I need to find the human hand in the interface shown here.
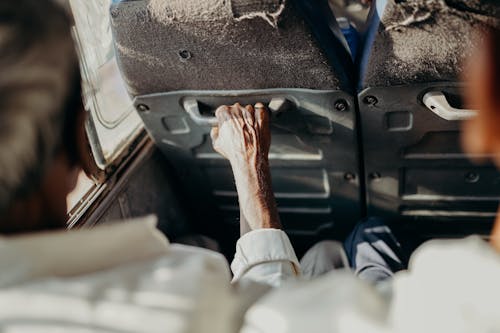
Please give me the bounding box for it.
[210,102,280,231]
[210,103,270,169]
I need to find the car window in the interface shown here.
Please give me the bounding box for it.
[69,0,143,168]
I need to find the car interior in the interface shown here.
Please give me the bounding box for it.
[67,0,500,259]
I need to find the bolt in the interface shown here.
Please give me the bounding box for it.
[334,99,348,112]
[364,95,378,106]
[136,104,150,112]
[369,172,381,181]
[344,173,356,181]
[179,50,192,61]
[465,172,479,183]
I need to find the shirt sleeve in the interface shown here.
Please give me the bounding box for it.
[231,229,300,287]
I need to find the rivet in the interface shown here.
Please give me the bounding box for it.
[136,104,150,112]
[364,95,378,106]
[334,99,348,112]
[344,173,356,181]
[179,50,192,61]
[465,172,480,183]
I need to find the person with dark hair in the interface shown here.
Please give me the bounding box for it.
[0,1,343,331]
[0,0,84,233]
[2,0,500,332]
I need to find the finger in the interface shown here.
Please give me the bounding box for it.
[210,126,219,142]
[210,127,227,158]
[229,103,246,126]
[231,103,244,116]
[243,104,255,127]
[230,102,242,116]
[255,103,269,128]
[215,105,230,124]
[255,102,266,110]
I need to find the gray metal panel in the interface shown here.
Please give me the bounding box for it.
[111,0,362,237]
[359,83,500,223]
[359,1,500,231]
[135,89,362,235]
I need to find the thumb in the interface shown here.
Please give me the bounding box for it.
[210,126,219,142]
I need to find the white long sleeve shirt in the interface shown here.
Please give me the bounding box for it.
[242,236,500,333]
[2,216,500,333]
[0,216,299,333]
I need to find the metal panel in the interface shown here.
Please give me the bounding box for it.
[135,89,362,235]
[359,83,500,223]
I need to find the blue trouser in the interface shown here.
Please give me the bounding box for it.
[300,217,408,282]
[344,217,409,283]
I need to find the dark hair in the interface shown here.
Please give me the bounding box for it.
[0,0,81,212]
[61,68,84,167]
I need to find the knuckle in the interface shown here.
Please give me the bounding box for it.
[215,106,228,118]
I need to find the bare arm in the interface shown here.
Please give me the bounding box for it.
[211,103,281,233]
[211,103,299,285]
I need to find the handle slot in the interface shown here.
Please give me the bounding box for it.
[183,97,290,126]
[423,91,477,121]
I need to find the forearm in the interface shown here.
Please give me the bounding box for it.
[231,165,300,285]
[231,159,281,231]
[210,103,299,284]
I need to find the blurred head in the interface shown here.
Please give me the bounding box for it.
[462,28,500,166]
[461,27,500,246]
[0,0,85,234]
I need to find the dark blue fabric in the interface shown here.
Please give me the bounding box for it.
[341,23,360,61]
[357,0,388,91]
[292,0,356,93]
[344,217,409,283]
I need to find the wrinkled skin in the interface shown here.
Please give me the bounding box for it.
[211,103,270,168]
[211,103,281,232]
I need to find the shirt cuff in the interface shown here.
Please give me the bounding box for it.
[231,229,300,281]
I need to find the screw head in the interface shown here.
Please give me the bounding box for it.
[465,172,480,183]
[344,173,356,181]
[136,104,150,112]
[363,95,378,106]
[179,50,192,61]
[334,99,348,112]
